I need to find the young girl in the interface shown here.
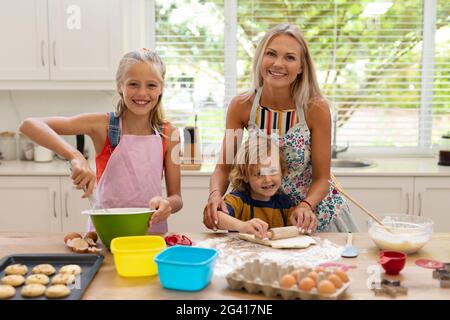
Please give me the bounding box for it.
[20,49,182,233]
[204,23,358,233]
[215,136,298,239]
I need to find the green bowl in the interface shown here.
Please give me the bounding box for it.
[82,208,154,249]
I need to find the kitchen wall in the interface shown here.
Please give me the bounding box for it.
[0,90,117,158]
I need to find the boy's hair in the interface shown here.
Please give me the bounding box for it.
[243,23,325,115]
[229,136,287,193]
[115,49,166,134]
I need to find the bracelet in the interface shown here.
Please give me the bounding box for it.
[300,199,315,212]
[208,189,220,200]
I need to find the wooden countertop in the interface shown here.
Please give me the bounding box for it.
[1,232,449,300]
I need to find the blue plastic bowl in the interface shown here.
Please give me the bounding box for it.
[155,246,218,291]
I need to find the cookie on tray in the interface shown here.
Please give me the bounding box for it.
[32,264,56,276]
[46,284,71,299]
[4,264,28,276]
[25,274,50,285]
[51,273,76,286]
[0,285,16,299]
[1,275,25,287]
[59,264,82,276]
[21,284,46,298]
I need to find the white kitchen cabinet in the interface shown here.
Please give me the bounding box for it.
[60,177,90,233]
[336,177,414,232]
[413,177,450,232]
[0,0,122,81]
[0,176,61,232]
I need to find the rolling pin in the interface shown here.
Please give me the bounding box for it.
[267,226,299,240]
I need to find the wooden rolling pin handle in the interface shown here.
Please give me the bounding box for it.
[268,226,299,240]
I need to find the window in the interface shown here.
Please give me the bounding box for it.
[151,0,449,158]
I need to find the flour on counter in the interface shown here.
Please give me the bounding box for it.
[196,235,344,277]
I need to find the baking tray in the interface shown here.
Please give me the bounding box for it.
[0,253,104,300]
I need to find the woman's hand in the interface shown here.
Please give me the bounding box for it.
[289,203,318,235]
[238,218,269,239]
[203,191,228,231]
[70,157,95,198]
[149,196,172,227]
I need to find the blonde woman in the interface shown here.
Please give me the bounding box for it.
[204,23,358,233]
[20,49,182,233]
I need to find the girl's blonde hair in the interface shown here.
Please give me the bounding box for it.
[244,23,324,114]
[115,49,166,133]
[229,136,287,193]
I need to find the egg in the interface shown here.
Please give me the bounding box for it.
[280,274,297,289]
[314,266,325,273]
[318,280,336,295]
[298,277,315,292]
[328,274,343,289]
[307,271,318,282]
[334,269,349,283]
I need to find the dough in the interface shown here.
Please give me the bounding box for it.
[32,264,56,276]
[21,284,46,298]
[1,275,25,287]
[59,265,82,276]
[238,233,317,249]
[5,264,28,276]
[46,285,71,299]
[51,273,76,285]
[0,285,16,299]
[26,274,50,285]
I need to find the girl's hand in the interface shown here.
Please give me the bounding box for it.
[239,218,269,239]
[289,204,318,235]
[149,196,172,227]
[203,191,228,231]
[70,157,95,198]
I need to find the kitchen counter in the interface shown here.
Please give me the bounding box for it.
[1,232,449,300]
[0,157,450,176]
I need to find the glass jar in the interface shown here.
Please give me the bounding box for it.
[0,131,17,161]
[19,133,34,161]
[438,133,450,166]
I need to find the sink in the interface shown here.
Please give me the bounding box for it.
[331,159,375,168]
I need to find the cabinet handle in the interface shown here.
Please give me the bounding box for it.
[52,41,57,66]
[40,40,45,66]
[405,192,410,215]
[53,191,57,218]
[417,192,422,216]
[65,192,69,218]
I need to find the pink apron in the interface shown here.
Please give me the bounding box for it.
[88,119,167,233]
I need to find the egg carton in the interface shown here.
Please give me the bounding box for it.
[226,259,350,300]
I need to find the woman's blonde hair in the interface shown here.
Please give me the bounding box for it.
[244,23,325,114]
[229,136,287,193]
[115,49,166,134]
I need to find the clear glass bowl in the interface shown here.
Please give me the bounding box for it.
[368,214,433,254]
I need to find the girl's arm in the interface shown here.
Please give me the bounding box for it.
[163,124,182,213]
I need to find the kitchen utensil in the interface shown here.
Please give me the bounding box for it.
[164,234,193,246]
[155,246,218,291]
[110,235,166,277]
[415,259,444,269]
[238,232,316,249]
[68,161,97,209]
[341,232,359,258]
[267,226,300,240]
[0,253,103,300]
[379,250,406,275]
[81,208,155,249]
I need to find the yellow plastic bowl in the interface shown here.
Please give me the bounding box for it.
[110,235,166,277]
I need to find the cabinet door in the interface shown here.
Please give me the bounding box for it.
[413,177,450,232]
[60,177,90,233]
[47,0,122,80]
[0,0,49,80]
[336,177,414,231]
[0,176,61,232]
[162,176,211,233]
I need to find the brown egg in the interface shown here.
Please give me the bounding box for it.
[328,274,343,289]
[307,271,318,282]
[298,277,315,292]
[280,274,297,289]
[314,266,325,273]
[63,232,82,244]
[335,269,349,283]
[318,280,336,295]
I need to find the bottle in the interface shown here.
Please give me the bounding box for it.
[438,133,450,166]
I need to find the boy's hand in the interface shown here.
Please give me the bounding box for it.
[70,157,95,198]
[149,196,172,227]
[239,218,269,239]
[289,205,318,235]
